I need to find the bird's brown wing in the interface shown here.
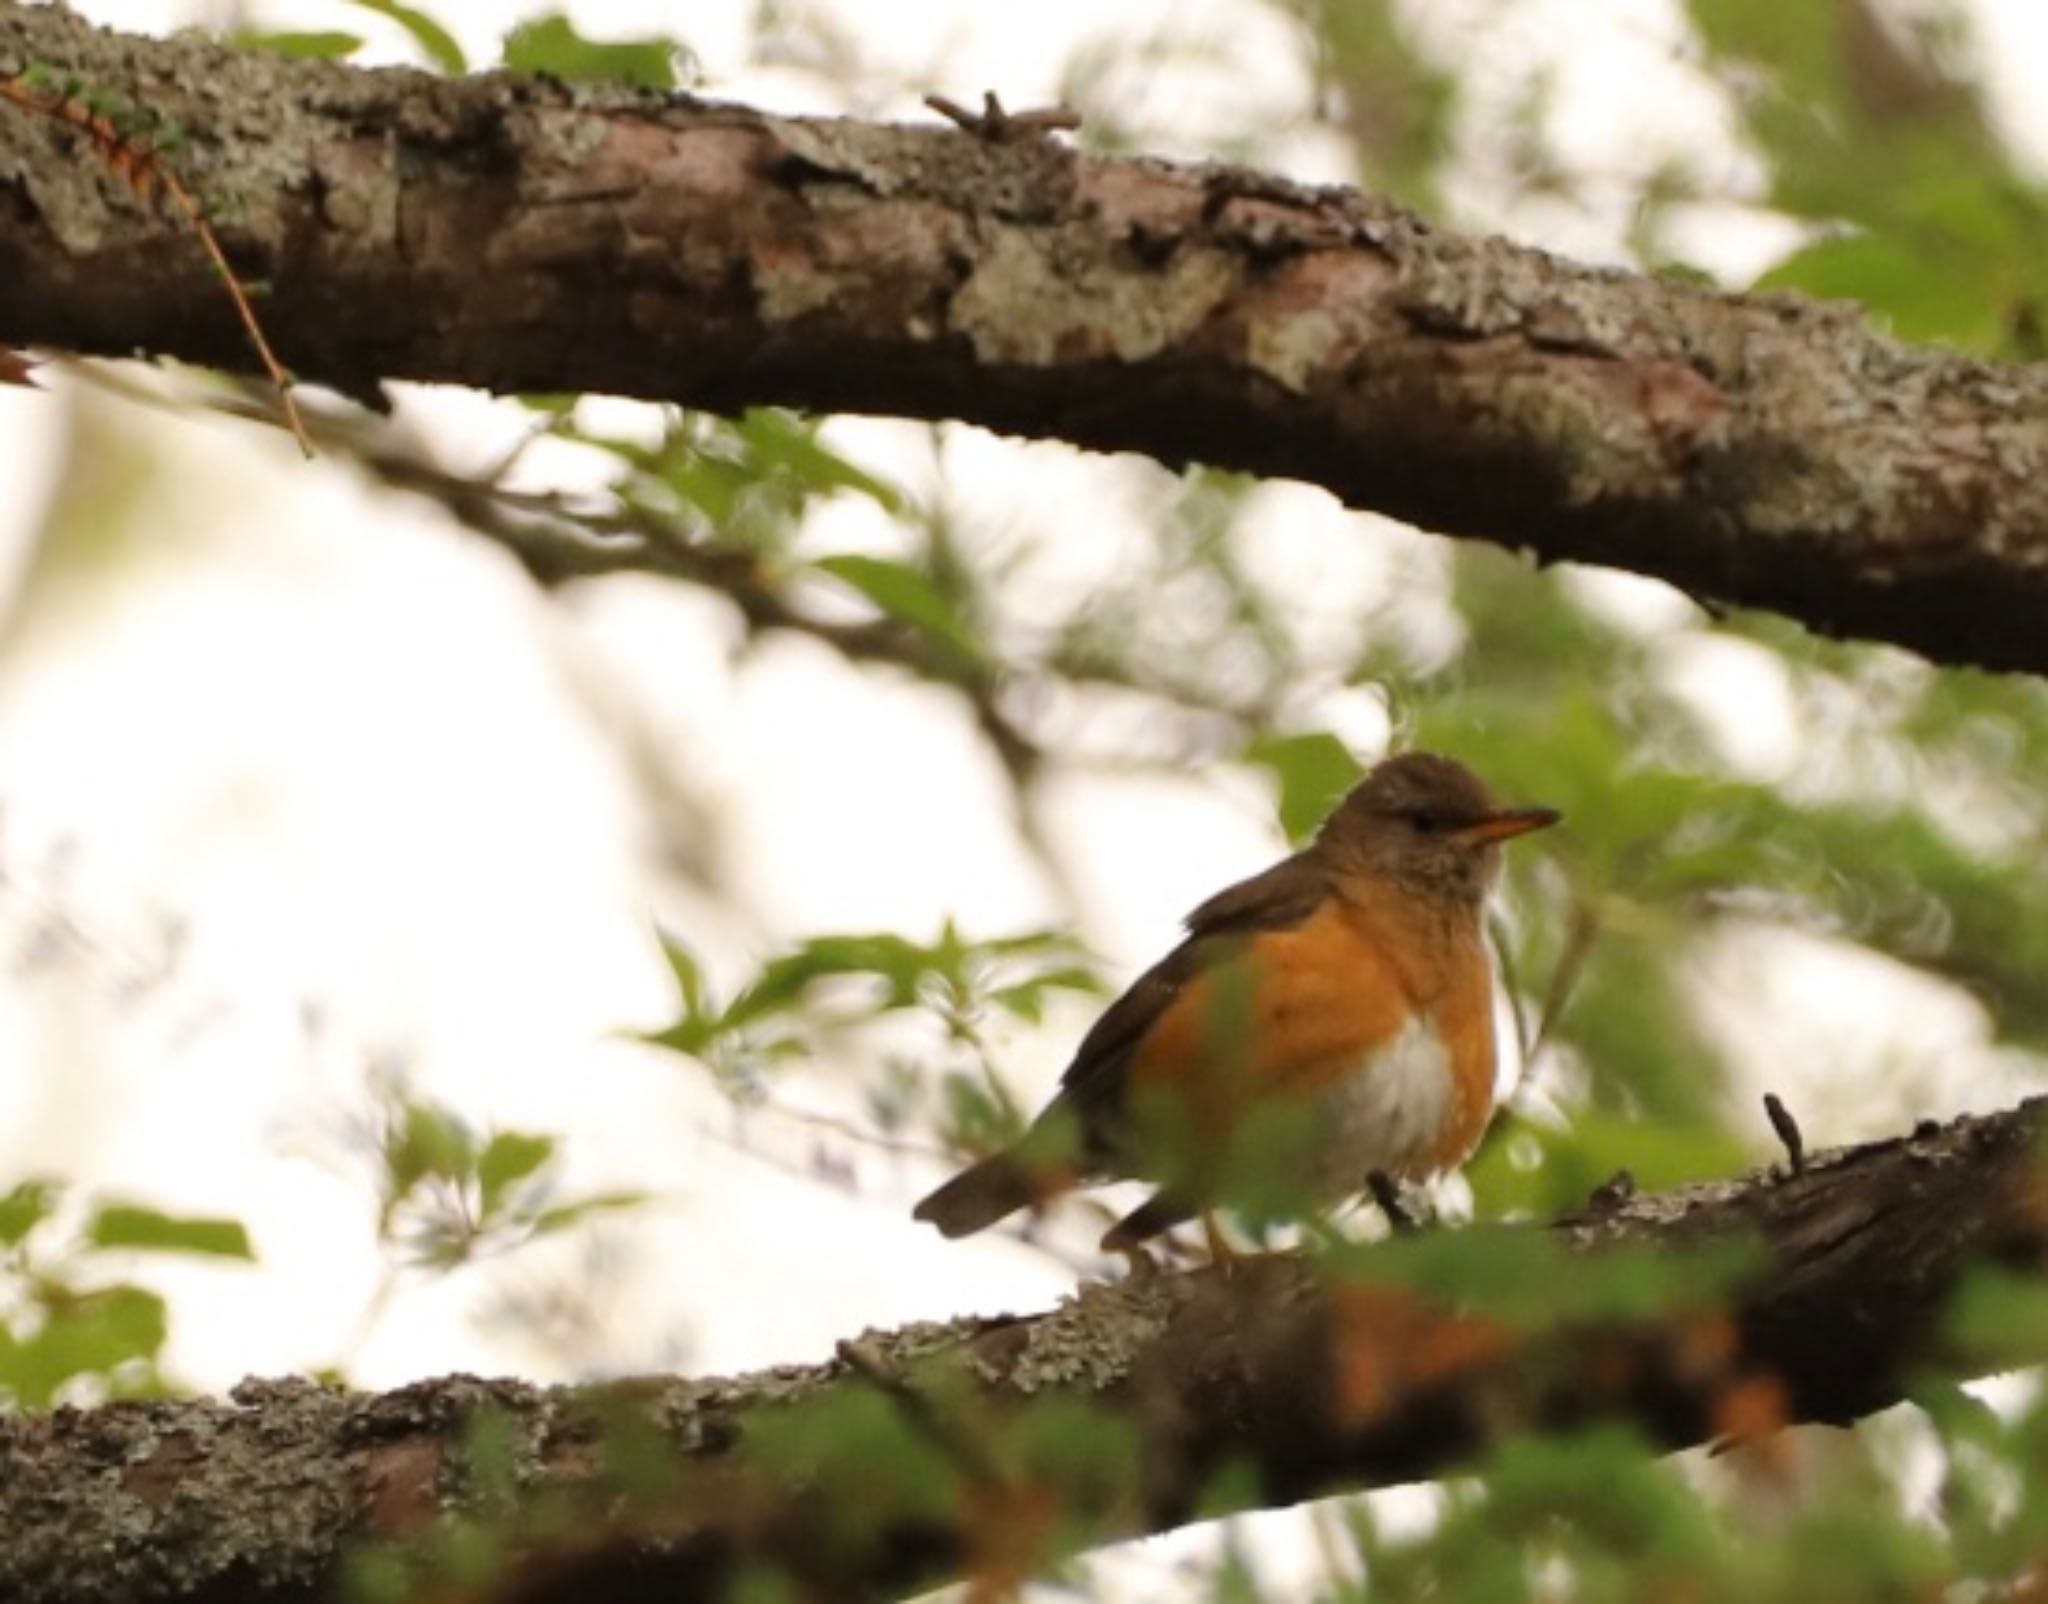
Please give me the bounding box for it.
[913,851,1333,1239]
[1054,851,1332,1147]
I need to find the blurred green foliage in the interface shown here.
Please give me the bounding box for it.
[1290,0,1457,212]
[596,1,2048,1594]
[233,29,366,60]
[347,0,465,74]
[1324,1225,1763,1330]
[367,1083,646,1271]
[561,406,906,551]
[13,0,2048,1598]
[649,922,1104,1154]
[388,2,2048,1589]
[0,1177,249,1408]
[1343,1422,1957,1604]
[1244,730,1363,846]
[1692,0,2048,354]
[502,13,692,90]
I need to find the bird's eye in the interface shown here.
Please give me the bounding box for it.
[1404,808,1446,833]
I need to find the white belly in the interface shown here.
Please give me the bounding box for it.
[1305,1013,1458,1200]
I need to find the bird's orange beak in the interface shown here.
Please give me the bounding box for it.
[1452,806,1561,845]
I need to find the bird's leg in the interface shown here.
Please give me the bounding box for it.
[1201,1210,1241,1268]
[1366,1170,1421,1235]
[1110,1240,1158,1280]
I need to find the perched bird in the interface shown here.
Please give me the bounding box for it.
[913,752,1559,1255]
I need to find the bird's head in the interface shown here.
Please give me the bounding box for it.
[1315,751,1560,908]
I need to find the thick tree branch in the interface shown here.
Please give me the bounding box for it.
[5,9,2048,673]
[6,1098,2046,1604]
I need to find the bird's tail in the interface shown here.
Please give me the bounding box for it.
[913,1151,1053,1239]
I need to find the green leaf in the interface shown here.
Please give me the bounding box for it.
[1945,1266,2048,1369]
[0,1178,56,1248]
[1003,1393,1142,1502]
[1687,0,1839,103]
[233,30,365,61]
[645,924,1102,1082]
[476,1132,555,1211]
[1305,0,1457,214]
[1758,232,2006,352]
[656,930,710,1017]
[1325,1227,1763,1328]
[645,931,726,1056]
[988,965,1105,1023]
[86,1203,256,1261]
[386,1102,478,1197]
[1467,1108,1751,1220]
[348,0,467,75]
[734,411,902,511]
[937,1068,1030,1153]
[742,1386,955,1522]
[1243,732,1364,845]
[567,410,898,554]
[814,555,986,670]
[1467,1425,1720,1567]
[0,1286,167,1407]
[530,1191,651,1235]
[723,932,937,1030]
[501,14,680,91]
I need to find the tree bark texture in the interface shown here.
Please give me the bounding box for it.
[4,7,2048,674]
[5,1098,2045,1604]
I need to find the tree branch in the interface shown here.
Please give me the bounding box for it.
[5,9,2048,674]
[6,1098,2045,1604]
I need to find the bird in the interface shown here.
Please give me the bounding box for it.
[912,751,1559,1257]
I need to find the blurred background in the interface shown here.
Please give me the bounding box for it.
[9,0,2048,1597]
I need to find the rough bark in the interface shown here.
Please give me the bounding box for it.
[4,7,2048,673]
[5,1098,2045,1604]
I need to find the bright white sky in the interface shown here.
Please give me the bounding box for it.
[3,0,2045,1595]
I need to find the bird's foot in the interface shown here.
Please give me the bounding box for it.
[1200,1211,1242,1271]
[1367,1170,1429,1235]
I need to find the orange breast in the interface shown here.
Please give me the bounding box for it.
[1415,948,1497,1173]
[1127,896,1498,1186]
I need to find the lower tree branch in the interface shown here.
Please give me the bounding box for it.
[6,9,2048,674]
[6,1099,2045,1604]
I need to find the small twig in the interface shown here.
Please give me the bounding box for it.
[1763,1092,1805,1176]
[0,75,312,456]
[1525,899,1602,1070]
[1491,897,1600,1146]
[331,1259,403,1377]
[105,378,1256,807]
[1587,1168,1637,1213]
[1366,1170,1417,1235]
[699,1113,1106,1278]
[748,1096,954,1163]
[924,91,1081,143]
